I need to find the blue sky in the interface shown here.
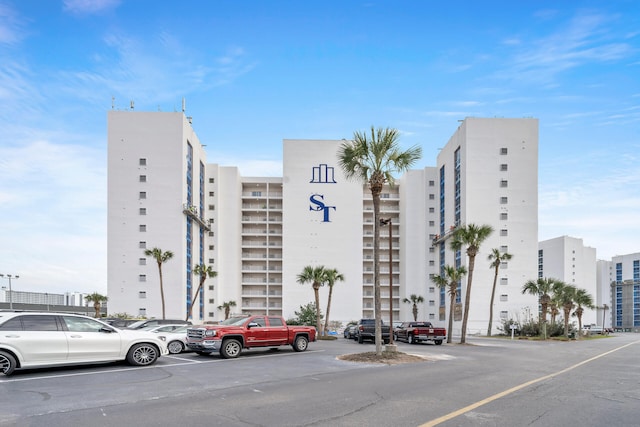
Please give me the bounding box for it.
[1,0,638,294]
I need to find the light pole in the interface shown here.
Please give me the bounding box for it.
[602,304,608,331]
[0,274,19,310]
[380,218,393,345]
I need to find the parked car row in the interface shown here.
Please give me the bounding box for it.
[343,319,447,346]
[0,311,170,376]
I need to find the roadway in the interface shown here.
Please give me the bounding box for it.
[1,333,638,426]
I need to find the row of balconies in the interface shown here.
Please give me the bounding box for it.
[241,216,283,222]
[242,241,283,248]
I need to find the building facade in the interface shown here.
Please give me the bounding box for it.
[538,236,598,327]
[599,253,640,331]
[107,112,539,335]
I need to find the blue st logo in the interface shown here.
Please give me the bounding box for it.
[309,194,336,222]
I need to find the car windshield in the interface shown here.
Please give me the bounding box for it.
[220,316,250,326]
[126,320,147,329]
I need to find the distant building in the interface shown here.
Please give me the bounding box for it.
[538,236,598,327]
[107,111,539,335]
[599,252,640,331]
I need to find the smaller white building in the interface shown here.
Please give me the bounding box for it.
[538,236,598,327]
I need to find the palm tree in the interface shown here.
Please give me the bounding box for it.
[296,265,328,335]
[144,247,174,319]
[187,264,217,321]
[84,292,108,318]
[402,294,425,321]
[432,265,467,343]
[338,126,422,355]
[217,300,237,320]
[521,277,557,339]
[450,223,493,343]
[553,281,577,339]
[323,268,345,335]
[487,248,513,336]
[573,288,594,338]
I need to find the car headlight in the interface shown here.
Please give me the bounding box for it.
[205,330,217,337]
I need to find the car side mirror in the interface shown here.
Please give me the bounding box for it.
[100,326,115,333]
[247,322,259,328]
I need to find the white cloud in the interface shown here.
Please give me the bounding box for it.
[63,0,121,15]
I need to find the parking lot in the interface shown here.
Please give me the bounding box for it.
[2,334,639,426]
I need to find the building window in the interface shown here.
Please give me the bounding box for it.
[208,312,214,317]
[500,213,508,220]
[139,308,146,316]
[381,193,390,199]
[429,207,435,213]
[501,262,508,269]
[208,299,214,304]
[500,278,508,286]
[500,229,508,236]
[429,247,435,253]
[139,275,146,282]
[208,285,214,291]
[139,258,146,265]
[429,313,435,320]
[139,291,146,299]
[208,205,215,211]
[429,260,435,266]
[139,241,146,249]
[500,245,508,252]
[500,311,508,319]
[500,197,508,204]
[208,232,214,236]
[139,225,146,232]
[500,164,508,171]
[429,180,435,186]
[139,191,146,199]
[208,245,214,250]
[139,158,147,166]
[429,287,435,293]
[209,192,215,197]
[429,221,435,226]
[208,258,215,264]
[429,194,435,200]
[139,208,146,215]
[209,178,214,183]
[500,148,508,155]
[500,180,508,188]
[500,294,508,302]
[139,175,146,182]
[429,300,435,306]
[252,191,262,197]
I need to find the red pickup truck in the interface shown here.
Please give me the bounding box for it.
[394,321,446,345]
[186,315,316,358]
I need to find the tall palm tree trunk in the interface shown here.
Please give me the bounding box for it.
[313,284,321,335]
[324,286,334,334]
[158,264,166,319]
[372,189,383,355]
[487,264,499,336]
[447,293,455,344]
[460,254,476,343]
[186,276,205,321]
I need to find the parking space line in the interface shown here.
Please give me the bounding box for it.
[418,340,640,427]
[0,349,325,383]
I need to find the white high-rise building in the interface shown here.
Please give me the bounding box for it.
[538,236,598,327]
[107,112,539,335]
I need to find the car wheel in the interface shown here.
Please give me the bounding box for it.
[292,335,309,352]
[407,334,414,344]
[126,343,159,366]
[435,340,443,345]
[220,339,242,359]
[167,340,184,354]
[0,351,17,376]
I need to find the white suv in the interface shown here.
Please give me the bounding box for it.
[0,311,169,376]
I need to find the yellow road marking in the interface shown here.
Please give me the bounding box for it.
[419,340,640,427]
